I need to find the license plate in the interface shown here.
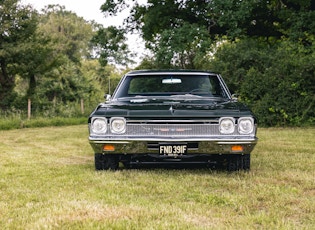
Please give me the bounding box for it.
[159,144,187,155]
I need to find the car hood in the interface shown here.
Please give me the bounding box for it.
[91,97,254,118]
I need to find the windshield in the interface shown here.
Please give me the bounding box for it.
[113,74,230,99]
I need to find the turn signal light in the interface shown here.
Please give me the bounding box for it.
[231,145,243,152]
[103,144,115,151]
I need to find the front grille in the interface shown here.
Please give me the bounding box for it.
[106,118,241,136]
[125,123,221,136]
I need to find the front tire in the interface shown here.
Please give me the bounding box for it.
[95,153,119,170]
[227,154,250,171]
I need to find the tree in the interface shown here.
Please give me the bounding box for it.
[31,5,97,107]
[152,22,211,69]
[0,0,38,109]
[91,25,134,66]
[40,5,94,63]
[101,0,315,68]
[10,3,105,114]
[14,29,61,99]
[125,0,213,68]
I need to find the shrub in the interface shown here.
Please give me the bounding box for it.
[207,39,315,126]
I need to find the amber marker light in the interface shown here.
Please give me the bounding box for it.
[231,145,243,152]
[103,144,115,151]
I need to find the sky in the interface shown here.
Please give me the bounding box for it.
[21,0,147,63]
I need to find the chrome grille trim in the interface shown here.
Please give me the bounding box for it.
[126,119,219,124]
[127,124,220,136]
[107,123,243,136]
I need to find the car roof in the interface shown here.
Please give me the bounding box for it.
[126,69,219,76]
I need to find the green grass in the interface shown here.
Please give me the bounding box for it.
[0,126,314,229]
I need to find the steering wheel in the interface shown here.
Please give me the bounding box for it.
[189,88,206,93]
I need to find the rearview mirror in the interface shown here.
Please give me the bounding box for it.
[231,94,238,101]
[162,78,182,84]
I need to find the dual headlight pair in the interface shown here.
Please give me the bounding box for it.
[219,117,255,135]
[91,116,255,135]
[90,117,126,135]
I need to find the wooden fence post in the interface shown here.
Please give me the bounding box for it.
[81,99,84,114]
[28,98,31,120]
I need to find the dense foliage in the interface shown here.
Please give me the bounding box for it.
[206,39,315,126]
[0,0,38,109]
[0,1,123,119]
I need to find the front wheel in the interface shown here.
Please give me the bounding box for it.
[95,153,119,170]
[227,154,250,171]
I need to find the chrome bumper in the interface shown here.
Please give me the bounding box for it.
[89,136,258,155]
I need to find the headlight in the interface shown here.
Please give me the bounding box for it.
[91,117,107,134]
[238,117,254,134]
[110,117,126,134]
[219,117,235,134]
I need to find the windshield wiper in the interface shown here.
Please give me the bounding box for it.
[130,98,149,103]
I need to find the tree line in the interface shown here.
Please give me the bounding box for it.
[0,1,124,118]
[1,0,314,126]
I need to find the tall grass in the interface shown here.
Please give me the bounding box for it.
[0,100,98,130]
[0,126,314,229]
[0,116,87,130]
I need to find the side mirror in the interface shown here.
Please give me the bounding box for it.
[104,94,111,101]
[231,94,239,101]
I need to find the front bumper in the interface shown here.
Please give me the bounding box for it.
[89,136,258,155]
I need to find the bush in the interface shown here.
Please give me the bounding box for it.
[207,39,315,126]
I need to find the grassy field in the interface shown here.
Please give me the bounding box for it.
[0,125,314,229]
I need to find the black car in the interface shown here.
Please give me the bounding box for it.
[88,70,258,171]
